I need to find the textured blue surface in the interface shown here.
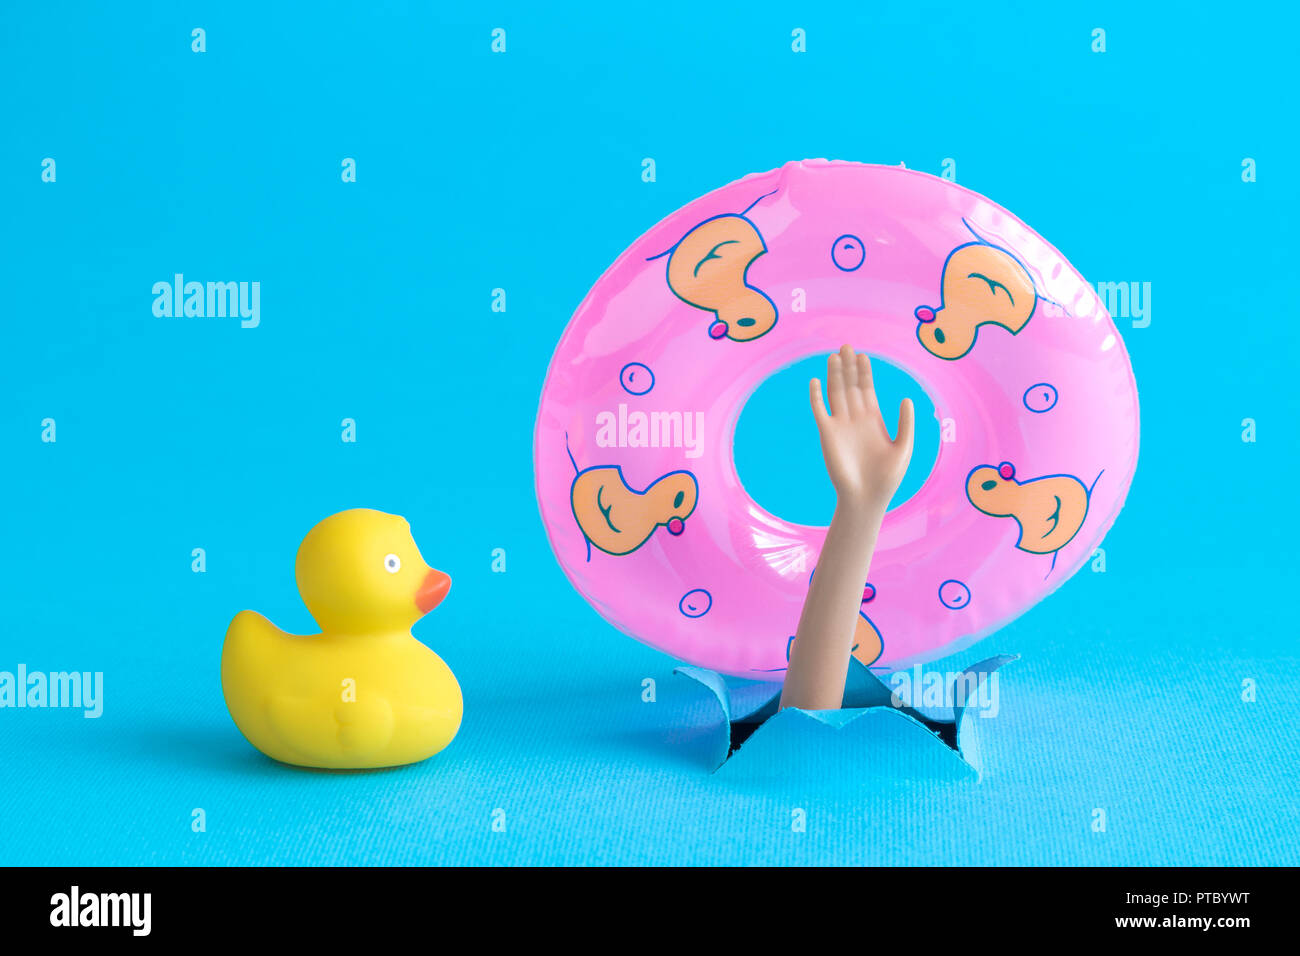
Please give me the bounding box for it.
[1,2,1296,865]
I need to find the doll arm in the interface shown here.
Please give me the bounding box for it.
[779,345,914,711]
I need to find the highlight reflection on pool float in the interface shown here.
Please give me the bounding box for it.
[649,191,779,342]
[966,461,1102,572]
[916,229,1038,360]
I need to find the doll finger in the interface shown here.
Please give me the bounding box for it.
[857,352,880,416]
[826,351,846,416]
[809,378,830,426]
[894,397,916,456]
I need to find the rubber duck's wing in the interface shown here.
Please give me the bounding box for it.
[263,694,395,764]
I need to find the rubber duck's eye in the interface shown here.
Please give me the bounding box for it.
[384,554,401,574]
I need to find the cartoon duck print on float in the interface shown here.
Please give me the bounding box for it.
[566,435,698,560]
[966,461,1104,577]
[915,221,1040,360]
[648,189,780,342]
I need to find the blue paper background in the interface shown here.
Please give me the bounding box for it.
[2,1,1296,865]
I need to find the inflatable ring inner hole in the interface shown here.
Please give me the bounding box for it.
[734,353,942,527]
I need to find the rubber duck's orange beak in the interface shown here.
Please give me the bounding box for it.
[416,569,451,615]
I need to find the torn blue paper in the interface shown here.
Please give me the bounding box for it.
[674,655,1017,778]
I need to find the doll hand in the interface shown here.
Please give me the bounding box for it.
[810,345,915,512]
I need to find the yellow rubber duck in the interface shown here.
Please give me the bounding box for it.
[221,509,462,769]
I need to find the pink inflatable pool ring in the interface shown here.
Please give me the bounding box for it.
[535,160,1139,677]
